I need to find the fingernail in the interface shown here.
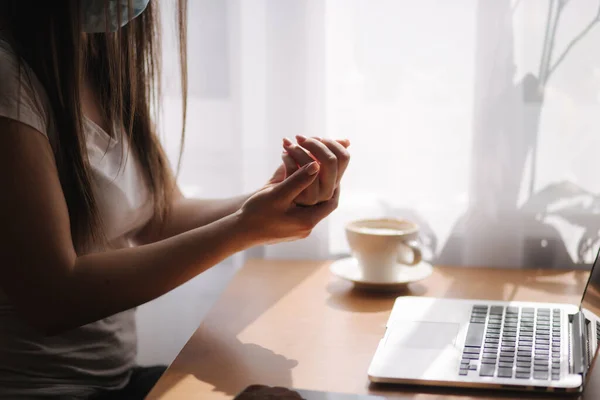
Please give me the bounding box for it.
[295,134,307,143]
[305,161,319,175]
[283,137,293,147]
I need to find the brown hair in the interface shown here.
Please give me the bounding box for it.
[0,0,188,252]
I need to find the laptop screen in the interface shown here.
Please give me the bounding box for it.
[580,249,600,378]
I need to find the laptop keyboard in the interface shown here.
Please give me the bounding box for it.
[459,305,562,380]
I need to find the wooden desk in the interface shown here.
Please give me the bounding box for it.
[147,260,598,399]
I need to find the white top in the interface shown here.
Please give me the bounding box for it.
[0,38,154,397]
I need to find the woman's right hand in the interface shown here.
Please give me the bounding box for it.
[238,161,340,245]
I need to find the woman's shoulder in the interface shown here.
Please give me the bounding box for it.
[0,36,51,139]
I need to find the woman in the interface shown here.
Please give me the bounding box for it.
[0,1,350,398]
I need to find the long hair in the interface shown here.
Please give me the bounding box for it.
[0,0,188,252]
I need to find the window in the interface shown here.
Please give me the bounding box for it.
[163,0,600,267]
[326,0,600,268]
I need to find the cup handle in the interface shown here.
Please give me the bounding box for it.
[398,240,422,266]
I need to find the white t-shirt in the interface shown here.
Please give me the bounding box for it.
[0,38,154,398]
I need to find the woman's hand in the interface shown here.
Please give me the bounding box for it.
[239,161,340,245]
[281,136,350,206]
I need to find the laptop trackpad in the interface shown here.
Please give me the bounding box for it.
[374,322,460,380]
[387,321,459,349]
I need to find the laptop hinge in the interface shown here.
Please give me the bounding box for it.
[569,311,589,378]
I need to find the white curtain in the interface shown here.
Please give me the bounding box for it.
[136,0,600,366]
[161,0,600,269]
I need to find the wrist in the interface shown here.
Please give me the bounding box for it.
[226,192,255,218]
[236,192,254,210]
[230,208,263,249]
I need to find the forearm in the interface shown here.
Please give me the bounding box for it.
[43,212,254,334]
[136,194,252,244]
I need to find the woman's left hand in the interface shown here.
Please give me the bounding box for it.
[277,135,350,206]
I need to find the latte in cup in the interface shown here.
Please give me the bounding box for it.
[345,218,422,282]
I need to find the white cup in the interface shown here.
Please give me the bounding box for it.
[345,218,422,282]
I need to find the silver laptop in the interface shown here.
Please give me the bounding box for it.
[368,250,600,394]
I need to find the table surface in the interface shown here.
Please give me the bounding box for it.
[147,259,598,400]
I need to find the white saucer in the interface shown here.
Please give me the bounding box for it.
[329,257,433,290]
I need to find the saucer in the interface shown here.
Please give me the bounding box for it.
[329,257,433,290]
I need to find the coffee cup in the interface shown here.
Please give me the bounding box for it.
[345,218,422,282]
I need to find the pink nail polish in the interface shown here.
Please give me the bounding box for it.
[283,137,293,147]
[295,134,307,143]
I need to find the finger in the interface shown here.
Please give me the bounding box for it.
[295,135,337,199]
[273,161,319,203]
[283,138,319,204]
[283,137,314,166]
[308,136,350,148]
[268,162,286,184]
[282,152,298,178]
[292,186,340,226]
[317,138,350,186]
[333,138,351,148]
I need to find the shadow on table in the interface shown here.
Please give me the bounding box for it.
[164,260,324,397]
[148,328,300,398]
[325,279,427,313]
[191,327,299,397]
[369,382,583,400]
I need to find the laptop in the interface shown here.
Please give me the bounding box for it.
[368,249,600,394]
